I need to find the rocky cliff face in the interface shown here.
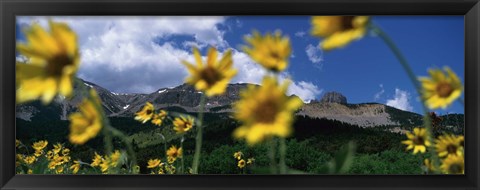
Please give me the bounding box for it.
[319,91,347,104]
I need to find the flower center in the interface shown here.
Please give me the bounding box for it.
[447,144,458,154]
[146,109,153,115]
[436,82,454,98]
[341,16,356,31]
[254,99,279,124]
[47,54,73,76]
[413,136,425,145]
[448,163,463,174]
[201,67,222,86]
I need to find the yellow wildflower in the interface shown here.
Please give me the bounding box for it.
[32,140,48,151]
[247,158,255,165]
[233,77,303,145]
[435,134,464,158]
[24,155,36,165]
[55,165,64,174]
[181,47,237,96]
[237,159,246,168]
[243,30,291,72]
[27,169,33,174]
[100,159,110,174]
[16,20,80,104]
[419,67,463,109]
[109,150,122,167]
[53,143,62,154]
[147,159,162,169]
[91,152,103,167]
[173,116,194,134]
[166,146,183,164]
[311,16,370,51]
[402,128,431,154]
[441,155,464,174]
[70,161,81,174]
[68,89,103,145]
[152,110,168,126]
[233,151,243,160]
[135,102,155,123]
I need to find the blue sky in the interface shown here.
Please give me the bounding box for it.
[16,16,464,114]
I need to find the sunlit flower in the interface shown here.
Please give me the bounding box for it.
[173,116,194,134]
[435,134,464,158]
[419,67,463,109]
[166,145,183,164]
[402,127,431,154]
[147,159,162,169]
[16,20,80,104]
[32,140,48,151]
[70,161,81,174]
[233,151,243,160]
[152,110,168,126]
[109,150,122,167]
[440,155,464,174]
[181,47,237,96]
[233,77,303,145]
[242,30,291,72]
[55,165,64,174]
[32,140,48,157]
[135,102,155,123]
[311,16,370,51]
[91,152,103,167]
[68,89,103,145]
[24,155,36,165]
[237,159,246,168]
[247,158,255,165]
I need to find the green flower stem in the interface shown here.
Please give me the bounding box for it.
[192,93,206,174]
[279,138,287,174]
[269,138,277,174]
[109,126,138,173]
[370,24,441,172]
[180,136,185,174]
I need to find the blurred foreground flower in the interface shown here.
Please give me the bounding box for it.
[173,116,194,134]
[68,89,103,145]
[181,47,237,97]
[135,102,155,123]
[243,30,291,72]
[152,110,168,126]
[233,77,303,145]
[435,134,464,158]
[402,127,431,154]
[419,67,462,109]
[16,20,80,104]
[441,155,464,174]
[311,16,369,51]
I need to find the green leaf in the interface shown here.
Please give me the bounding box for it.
[327,141,356,174]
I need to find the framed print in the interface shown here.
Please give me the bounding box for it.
[1,0,479,189]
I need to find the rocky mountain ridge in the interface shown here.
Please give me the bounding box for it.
[16,78,426,128]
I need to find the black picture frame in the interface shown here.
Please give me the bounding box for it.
[1,0,479,189]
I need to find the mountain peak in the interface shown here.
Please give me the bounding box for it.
[319,91,347,104]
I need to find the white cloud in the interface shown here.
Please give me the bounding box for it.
[374,84,385,101]
[305,44,323,69]
[287,81,323,103]
[386,88,413,112]
[294,31,306,37]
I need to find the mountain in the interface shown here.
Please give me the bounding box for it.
[16,79,458,128]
